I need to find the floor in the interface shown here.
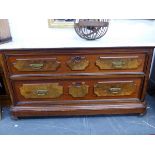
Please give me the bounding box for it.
[0,95,155,135]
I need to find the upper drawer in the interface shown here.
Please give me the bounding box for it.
[7,53,146,75]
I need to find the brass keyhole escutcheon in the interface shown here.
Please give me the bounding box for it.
[67,56,89,70]
[69,82,89,97]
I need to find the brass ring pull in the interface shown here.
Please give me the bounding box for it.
[109,87,121,94]
[29,63,44,69]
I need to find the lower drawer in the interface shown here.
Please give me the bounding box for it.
[12,77,143,105]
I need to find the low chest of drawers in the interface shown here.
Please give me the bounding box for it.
[0,47,153,118]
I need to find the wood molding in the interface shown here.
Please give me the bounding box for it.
[11,101,146,118]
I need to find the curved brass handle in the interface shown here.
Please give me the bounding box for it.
[29,63,44,69]
[35,89,48,96]
[109,87,121,94]
[112,60,125,69]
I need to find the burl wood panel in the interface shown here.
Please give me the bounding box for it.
[96,56,143,69]
[13,58,60,71]
[7,53,145,75]
[94,81,136,96]
[69,82,89,97]
[20,83,63,99]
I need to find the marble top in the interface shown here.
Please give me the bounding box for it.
[0,19,155,49]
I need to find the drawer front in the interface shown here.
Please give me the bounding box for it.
[12,58,60,72]
[96,56,143,70]
[7,53,145,75]
[94,81,136,96]
[20,83,63,99]
[13,77,143,104]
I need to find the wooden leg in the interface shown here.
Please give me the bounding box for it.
[138,110,146,117]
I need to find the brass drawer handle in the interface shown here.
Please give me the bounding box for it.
[109,87,121,94]
[29,63,44,69]
[35,89,48,96]
[112,60,125,69]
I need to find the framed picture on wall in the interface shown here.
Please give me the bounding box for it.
[48,19,75,28]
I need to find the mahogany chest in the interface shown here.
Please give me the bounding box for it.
[0,47,153,118]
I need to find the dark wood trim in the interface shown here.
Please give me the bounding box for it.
[0,54,15,105]
[0,56,11,106]
[0,47,154,52]
[15,98,140,105]
[141,49,153,100]
[11,101,146,118]
[10,73,145,80]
